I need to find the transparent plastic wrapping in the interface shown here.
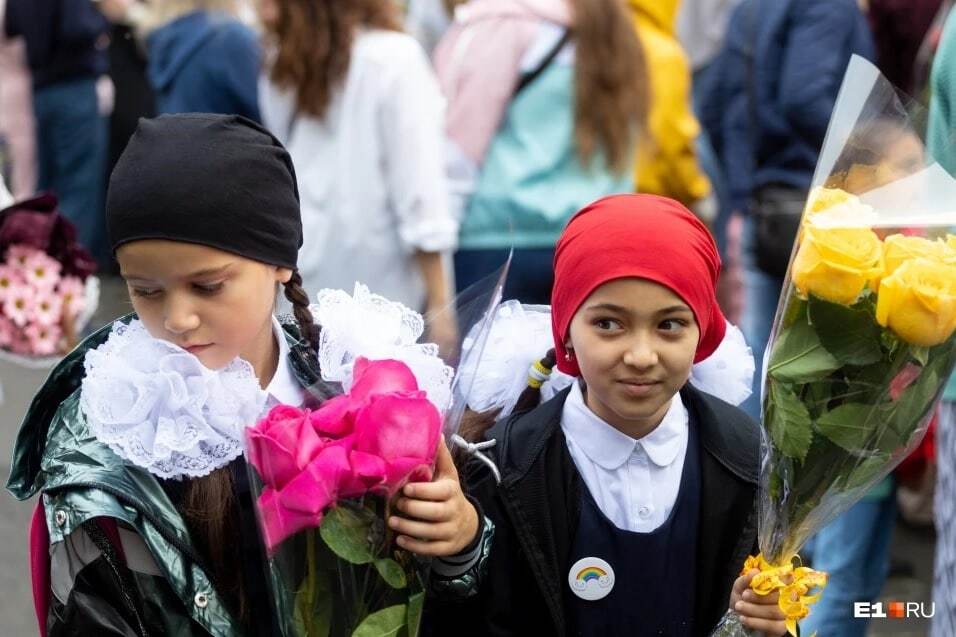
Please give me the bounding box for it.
[244,264,509,637]
[713,55,956,635]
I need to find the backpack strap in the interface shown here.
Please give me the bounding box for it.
[513,28,572,96]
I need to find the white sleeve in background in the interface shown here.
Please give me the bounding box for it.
[377,40,459,255]
[0,173,13,209]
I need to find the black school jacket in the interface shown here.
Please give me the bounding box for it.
[428,384,760,636]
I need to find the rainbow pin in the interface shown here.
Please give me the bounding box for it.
[568,557,615,601]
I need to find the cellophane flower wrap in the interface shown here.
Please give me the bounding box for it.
[0,193,98,366]
[713,56,956,636]
[245,266,508,636]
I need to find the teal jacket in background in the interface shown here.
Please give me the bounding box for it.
[460,55,633,250]
[927,11,956,402]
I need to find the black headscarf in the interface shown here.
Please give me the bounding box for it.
[106,113,302,269]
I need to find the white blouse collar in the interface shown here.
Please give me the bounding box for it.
[265,316,302,406]
[561,381,688,471]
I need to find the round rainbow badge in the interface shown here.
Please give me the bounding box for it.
[568,557,615,601]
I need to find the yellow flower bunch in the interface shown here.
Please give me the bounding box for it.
[741,554,828,637]
[790,187,956,346]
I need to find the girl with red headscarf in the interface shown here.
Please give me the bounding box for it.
[419,194,787,636]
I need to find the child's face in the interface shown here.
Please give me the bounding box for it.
[567,278,700,435]
[117,240,292,372]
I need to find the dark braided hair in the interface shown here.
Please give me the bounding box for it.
[283,270,318,349]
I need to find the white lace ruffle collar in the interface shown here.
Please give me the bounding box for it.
[79,319,267,480]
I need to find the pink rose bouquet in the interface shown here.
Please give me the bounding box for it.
[244,272,509,637]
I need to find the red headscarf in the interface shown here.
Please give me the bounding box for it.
[552,194,726,375]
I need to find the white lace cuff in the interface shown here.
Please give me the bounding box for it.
[79,320,268,480]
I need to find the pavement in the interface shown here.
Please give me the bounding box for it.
[0,276,938,635]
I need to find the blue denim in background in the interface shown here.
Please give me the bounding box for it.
[33,77,109,266]
[455,247,553,306]
[801,479,897,637]
[739,216,784,420]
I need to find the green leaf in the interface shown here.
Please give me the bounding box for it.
[807,295,883,366]
[374,558,408,589]
[767,383,814,462]
[842,455,891,492]
[406,592,425,637]
[320,505,376,565]
[911,346,930,366]
[351,604,407,637]
[815,403,880,454]
[768,318,842,383]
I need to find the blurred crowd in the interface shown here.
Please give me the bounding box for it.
[1,0,956,634]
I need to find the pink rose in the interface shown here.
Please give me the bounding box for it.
[257,444,353,554]
[352,392,442,493]
[350,357,420,402]
[247,405,330,489]
[249,358,445,551]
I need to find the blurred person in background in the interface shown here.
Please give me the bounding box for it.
[866,0,944,96]
[100,0,260,120]
[926,9,956,634]
[625,0,714,225]
[437,0,647,304]
[258,0,459,352]
[699,0,874,421]
[405,0,456,53]
[4,0,111,264]
[0,0,36,200]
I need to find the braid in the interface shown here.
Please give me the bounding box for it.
[282,270,317,348]
[514,349,557,413]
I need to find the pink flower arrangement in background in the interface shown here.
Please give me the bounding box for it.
[0,244,86,357]
[247,357,442,554]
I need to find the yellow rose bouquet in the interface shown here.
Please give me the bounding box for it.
[714,56,956,636]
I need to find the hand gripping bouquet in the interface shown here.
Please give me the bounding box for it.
[713,55,956,636]
[245,266,508,636]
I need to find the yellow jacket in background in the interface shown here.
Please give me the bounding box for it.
[627,0,711,206]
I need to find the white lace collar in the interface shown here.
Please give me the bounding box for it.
[79,319,268,480]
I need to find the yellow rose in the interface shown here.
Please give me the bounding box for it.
[876,258,956,346]
[882,234,956,279]
[805,187,860,214]
[792,224,884,305]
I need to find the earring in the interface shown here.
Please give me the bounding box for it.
[565,349,573,362]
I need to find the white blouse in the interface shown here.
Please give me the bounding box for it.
[260,30,458,311]
[561,382,690,533]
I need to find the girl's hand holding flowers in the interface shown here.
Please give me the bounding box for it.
[730,571,788,636]
[389,439,480,557]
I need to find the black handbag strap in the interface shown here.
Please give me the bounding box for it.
[513,28,572,96]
